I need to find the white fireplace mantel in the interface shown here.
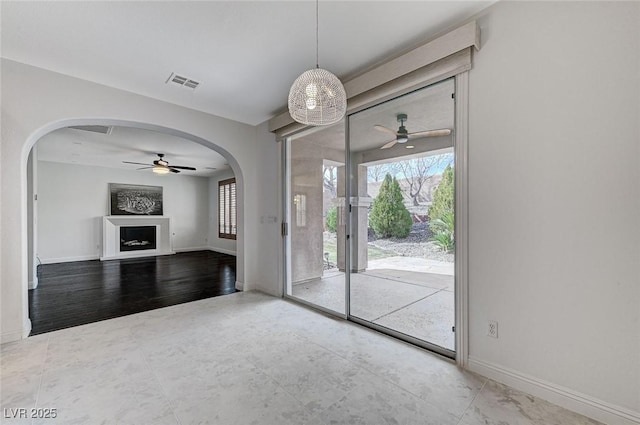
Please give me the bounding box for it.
[101,215,174,261]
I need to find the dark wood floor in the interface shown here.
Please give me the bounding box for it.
[29,250,237,335]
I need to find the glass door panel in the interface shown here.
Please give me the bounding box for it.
[284,122,347,315]
[347,80,456,354]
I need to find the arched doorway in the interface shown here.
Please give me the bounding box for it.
[1,61,279,344]
[24,119,247,335]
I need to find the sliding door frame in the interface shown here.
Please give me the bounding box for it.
[279,74,470,367]
[453,71,470,367]
[280,135,348,319]
[344,77,462,361]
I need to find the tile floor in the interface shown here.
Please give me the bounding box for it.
[1,291,602,425]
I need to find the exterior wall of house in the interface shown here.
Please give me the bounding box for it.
[36,160,211,263]
[467,0,640,420]
[290,137,325,283]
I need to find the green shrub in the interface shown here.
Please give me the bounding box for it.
[325,206,337,233]
[430,211,454,252]
[369,174,412,239]
[429,165,454,224]
[428,165,455,252]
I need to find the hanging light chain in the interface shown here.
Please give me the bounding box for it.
[287,0,347,126]
[316,0,319,68]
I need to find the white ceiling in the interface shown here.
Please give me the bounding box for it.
[3,1,492,173]
[1,1,492,126]
[36,126,230,178]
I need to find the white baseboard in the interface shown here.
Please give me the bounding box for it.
[468,357,640,425]
[208,247,237,256]
[174,246,209,253]
[254,282,281,297]
[29,276,38,289]
[1,322,30,345]
[41,247,236,264]
[100,250,174,261]
[235,280,244,291]
[1,330,23,344]
[40,254,99,264]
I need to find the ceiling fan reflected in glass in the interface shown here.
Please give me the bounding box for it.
[375,114,452,150]
[122,153,196,174]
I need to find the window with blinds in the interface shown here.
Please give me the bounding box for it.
[218,178,237,239]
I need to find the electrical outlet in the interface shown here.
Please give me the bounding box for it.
[488,320,498,338]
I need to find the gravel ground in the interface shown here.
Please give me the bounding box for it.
[329,222,455,263]
[369,238,454,263]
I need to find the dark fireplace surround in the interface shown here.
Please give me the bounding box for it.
[120,226,157,252]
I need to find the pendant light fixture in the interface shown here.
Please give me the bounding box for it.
[288,0,347,126]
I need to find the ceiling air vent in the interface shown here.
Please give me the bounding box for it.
[69,125,113,135]
[166,72,200,90]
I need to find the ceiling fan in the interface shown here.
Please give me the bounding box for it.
[375,113,451,149]
[122,153,196,174]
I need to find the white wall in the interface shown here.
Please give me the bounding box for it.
[3,2,637,422]
[37,161,210,263]
[253,121,283,296]
[0,59,282,343]
[208,170,237,256]
[467,1,639,422]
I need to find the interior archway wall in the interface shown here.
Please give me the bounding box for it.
[1,59,282,342]
[31,120,241,262]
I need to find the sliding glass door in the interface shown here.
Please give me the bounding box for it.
[346,79,456,355]
[284,121,347,315]
[284,79,456,357]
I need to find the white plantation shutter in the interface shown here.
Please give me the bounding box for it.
[230,181,236,236]
[218,178,237,239]
[219,184,225,234]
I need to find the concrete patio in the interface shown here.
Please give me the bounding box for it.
[291,257,455,351]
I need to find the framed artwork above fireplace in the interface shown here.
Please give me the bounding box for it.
[109,183,163,215]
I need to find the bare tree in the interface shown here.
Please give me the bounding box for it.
[367,163,397,183]
[396,155,451,206]
[323,165,337,197]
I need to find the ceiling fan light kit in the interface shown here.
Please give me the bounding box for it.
[288,0,347,126]
[395,113,409,143]
[152,165,170,175]
[123,153,197,175]
[375,113,452,150]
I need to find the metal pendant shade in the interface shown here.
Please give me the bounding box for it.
[288,0,347,126]
[288,67,346,126]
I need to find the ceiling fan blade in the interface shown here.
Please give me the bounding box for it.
[380,139,398,150]
[169,168,181,174]
[373,125,398,136]
[407,128,452,139]
[123,161,152,166]
[136,167,153,170]
[170,165,197,170]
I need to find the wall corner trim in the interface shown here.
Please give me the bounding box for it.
[28,277,39,290]
[467,357,640,425]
